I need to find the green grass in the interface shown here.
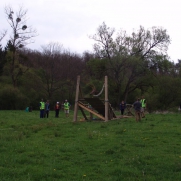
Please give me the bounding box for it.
[0,110,181,180]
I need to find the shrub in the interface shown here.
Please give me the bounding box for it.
[0,85,29,110]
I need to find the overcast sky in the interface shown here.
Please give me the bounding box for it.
[0,0,181,62]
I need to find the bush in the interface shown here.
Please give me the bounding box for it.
[0,86,29,110]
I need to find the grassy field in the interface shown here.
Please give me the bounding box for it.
[0,110,181,181]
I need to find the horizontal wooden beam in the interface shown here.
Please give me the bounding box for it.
[78,103,105,121]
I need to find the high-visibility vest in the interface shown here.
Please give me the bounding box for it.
[40,102,45,110]
[140,99,146,107]
[64,102,70,110]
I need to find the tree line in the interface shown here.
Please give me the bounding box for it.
[0,6,181,111]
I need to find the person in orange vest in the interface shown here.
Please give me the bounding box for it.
[39,99,45,118]
[55,102,60,118]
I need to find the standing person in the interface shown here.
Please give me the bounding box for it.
[39,99,45,118]
[140,96,146,118]
[119,100,126,117]
[55,102,60,118]
[133,98,142,122]
[64,100,71,117]
[45,100,50,118]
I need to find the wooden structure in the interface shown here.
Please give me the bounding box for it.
[125,104,134,116]
[73,76,116,122]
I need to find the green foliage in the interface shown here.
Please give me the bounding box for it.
[83,78,105,98]
[86,58,107,79]
[89,22,172,106]
[18,69,46,109]
[0,85,28,109]
[0,45,7,76]
[147,76,181,111]
[0,21,180,111]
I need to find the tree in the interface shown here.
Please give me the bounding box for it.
[0,30,7,42]
[32,43,85,102]
[4,6,37,87]
[0,45,6,76]
[90,23,171,104]
[38,43,65,100]
[0,30,7,75]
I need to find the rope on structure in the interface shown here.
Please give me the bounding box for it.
[93,83,105,97]
[90,85,96,95]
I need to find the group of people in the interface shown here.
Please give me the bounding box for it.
[39,99,71,118]
[119,96,146,122]
[40,97,146,121]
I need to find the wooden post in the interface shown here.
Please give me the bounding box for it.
[105,76,108,122]
[73,76,80,122]
[90,109,93,120]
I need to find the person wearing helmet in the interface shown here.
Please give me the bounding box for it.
[55,102,60,117]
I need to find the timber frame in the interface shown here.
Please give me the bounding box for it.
[73,76,116,122]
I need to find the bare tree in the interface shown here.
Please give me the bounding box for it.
[4,5,37,87]
[39,43,85,100]
[0,30,7,42]
[89,22,115,60]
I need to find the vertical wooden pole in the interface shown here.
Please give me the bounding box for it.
[105,76,108,122]
[73,75,80,122]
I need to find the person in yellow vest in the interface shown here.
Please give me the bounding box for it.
[39,99,45,118]
[64,100,71,117]
[140,96,146,118]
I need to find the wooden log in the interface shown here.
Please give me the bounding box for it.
[105,76,108,122]
[78,103,105,121]
[73,76,80,122]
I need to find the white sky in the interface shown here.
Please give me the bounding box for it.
[0,0,181,63]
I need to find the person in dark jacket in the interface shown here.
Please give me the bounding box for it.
[119,100,126,117]
[133,98,142,122]
[45,100,50,118]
